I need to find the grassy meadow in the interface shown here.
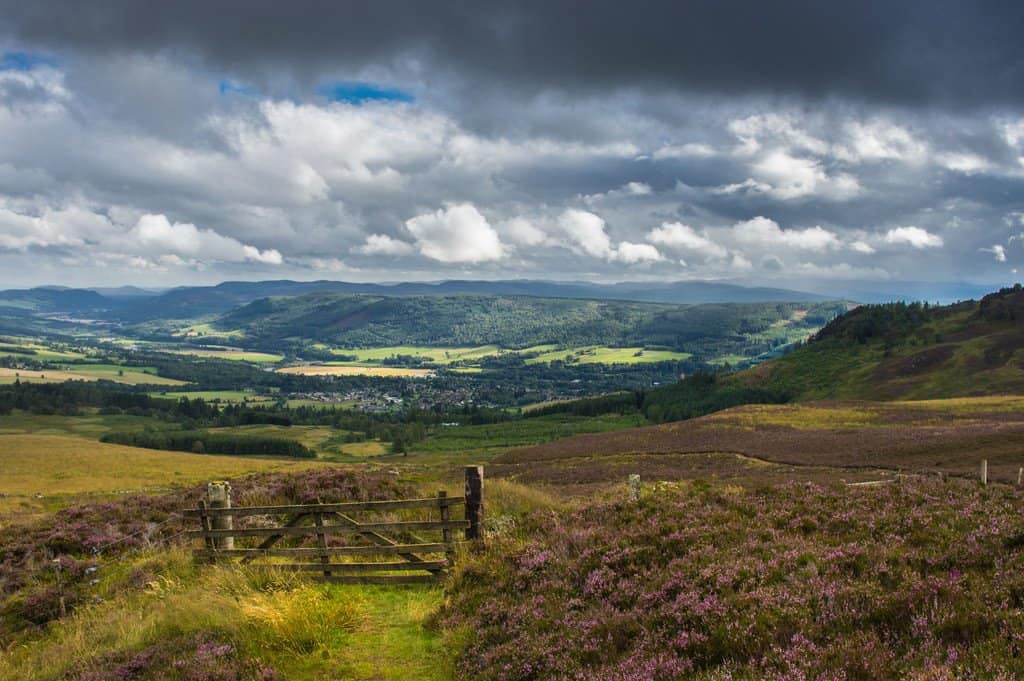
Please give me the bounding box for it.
[324,343,692,369]
[148,389,275,403]
[329,345,503,365]
[0,434,324,514]
[169,348,284,363]
[522,345,691,365]
[0,339,87,362]
[0,366,188,386]
[278,365,435,377]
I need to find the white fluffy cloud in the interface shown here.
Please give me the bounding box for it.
[499,217,548,246]
[558,209,614,258]
[404,203,506,263]
[981,244,1007,262]
[733,216,841,252]
[613,241,663,263]
[749,151,860,201]
[883,226,944,249]
[647,222,728,259]
[354,233,415,256]
[834,120,927,163]
[728,113,829,157]
[0,206,96,250]
[849,240,877,254]
[937,152,992,174]
[132,213,283,264]
[558,209,663,263]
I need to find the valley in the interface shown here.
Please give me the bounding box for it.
[3,282,1024,679]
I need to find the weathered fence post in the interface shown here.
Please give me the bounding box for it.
[314,512,331,577]
[980,460,988,486]
[628,474,641,501]
[53,558,66,618]
[465,466,484,541]
[439,490,453,564]
[1018,467,1022,487]
[207,482,234,550]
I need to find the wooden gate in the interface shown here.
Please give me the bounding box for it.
[186,466,483,584]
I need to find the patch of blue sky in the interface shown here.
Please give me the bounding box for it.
[0,51,56,71]
[218,80,258,97]
[317,81,414,105]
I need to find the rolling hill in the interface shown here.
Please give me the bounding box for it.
[0,287,110,316]
[211,292,844,355]
[630,285,1024,422]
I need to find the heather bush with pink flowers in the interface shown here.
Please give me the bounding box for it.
[441,480,1024,680]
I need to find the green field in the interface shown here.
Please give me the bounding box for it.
[0,434,324,513]
[173,322,245,338]
[0,366,188,386]
[0,412,176,440]
[279,365,434,377]
[170,348,284,363]
[285,398,359,408]
[522,345,691,365]
[0,340,87,361]
[329,345,502,365]
[412,412,647,455]
[149,390,274,403]
[205,424,339,451]
[324,343,690,369]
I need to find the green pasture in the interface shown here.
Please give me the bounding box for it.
[148,390,274,403]
[329,345,502,365]
[523,345,691,365]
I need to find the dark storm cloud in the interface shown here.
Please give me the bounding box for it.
[2,0,1023,107]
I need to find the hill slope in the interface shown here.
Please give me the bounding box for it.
[639,285,1024,420]
[213,292,844,354]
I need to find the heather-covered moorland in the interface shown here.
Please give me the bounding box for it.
[494,397,1024,489]
[442,479,1024,680]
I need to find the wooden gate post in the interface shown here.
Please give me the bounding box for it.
[439,490,453,564]
[464,466,484,541]
[207,482,234,550]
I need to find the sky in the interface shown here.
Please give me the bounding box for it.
[0,1,1023,291]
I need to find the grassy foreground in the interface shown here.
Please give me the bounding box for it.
[0,549,451,681]
[0,466,558,680]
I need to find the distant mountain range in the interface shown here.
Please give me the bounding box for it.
[0,278,1005,323]
[0,279,831,321]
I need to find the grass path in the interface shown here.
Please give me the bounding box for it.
[330,585,452,680]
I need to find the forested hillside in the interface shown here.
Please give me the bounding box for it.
[214,292,844,355]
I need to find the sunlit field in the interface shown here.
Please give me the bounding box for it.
[278,365,434,377]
